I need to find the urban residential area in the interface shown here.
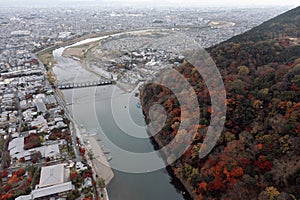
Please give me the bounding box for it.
[0,3,298,200]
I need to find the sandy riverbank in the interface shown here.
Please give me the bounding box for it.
[87,134,114,185]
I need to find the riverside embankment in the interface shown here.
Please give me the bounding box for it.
[49,30,187,200]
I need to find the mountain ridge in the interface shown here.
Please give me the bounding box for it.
[140,6,300,200]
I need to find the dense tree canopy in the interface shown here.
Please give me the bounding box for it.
[140,6,300,200]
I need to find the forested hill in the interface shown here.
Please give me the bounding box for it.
[140,6,300,200]
[207,6,300,69]
[225,6,299,43]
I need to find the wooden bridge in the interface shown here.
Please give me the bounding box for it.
[57,80,114,90]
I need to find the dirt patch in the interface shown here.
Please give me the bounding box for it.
[37,51,56,69]
[63,42,95,60]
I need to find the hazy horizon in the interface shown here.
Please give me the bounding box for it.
[0,0,299,8]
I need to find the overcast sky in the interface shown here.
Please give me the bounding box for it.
[0,0,299,7]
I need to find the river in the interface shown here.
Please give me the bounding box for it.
[52,34,187,200]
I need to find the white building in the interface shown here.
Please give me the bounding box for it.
[16,164,73,200]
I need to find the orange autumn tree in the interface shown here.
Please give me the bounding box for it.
[197,181,207,193]
[8,174,19,185]
[200,139,248,192]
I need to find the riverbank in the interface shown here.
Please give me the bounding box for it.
[54,82,115,183]
[55,80,114,200]
[87,134,114,184]
[39,38,115,199]
[36,30,122,81]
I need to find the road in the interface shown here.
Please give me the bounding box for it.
[52,85,82,162]
[35,54,83,163]
[15,87,23,135]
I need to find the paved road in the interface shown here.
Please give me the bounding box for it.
[52,87,82,162]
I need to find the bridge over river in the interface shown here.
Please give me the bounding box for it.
[57,80,114,89]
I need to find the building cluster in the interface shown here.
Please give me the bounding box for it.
[13,161,92,200]
[0,54,72,167]
[0,6,287,65]
[93,48,184,90]
[0,47,94,200]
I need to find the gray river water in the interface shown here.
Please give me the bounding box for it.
[52,37,186,200]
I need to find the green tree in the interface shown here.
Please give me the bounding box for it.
[67,191,75,200]
[238,65,250,76]
[97,177,105,189]
[88,151,94,160]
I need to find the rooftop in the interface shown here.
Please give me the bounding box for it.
[39,164,65,188]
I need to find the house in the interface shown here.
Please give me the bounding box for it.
[34,98,46,113]
[9,137,60,161]
[31,115,47,128]
[23,109,34,122]
[41,144,60,158]
[56,121,67,128]
[8,137,25,158]
[44,95,57,106]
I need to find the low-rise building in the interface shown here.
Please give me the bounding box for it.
[16,164,73,200]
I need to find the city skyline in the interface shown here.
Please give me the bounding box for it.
[0,0,299,8]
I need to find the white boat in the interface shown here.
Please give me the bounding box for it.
[89,128,99,136]
[107,156,112,161]
[103,148,111,154]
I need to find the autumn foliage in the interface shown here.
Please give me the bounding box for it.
[140,6,300,200]
[24,133,41,150]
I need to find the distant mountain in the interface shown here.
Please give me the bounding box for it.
[140,6,300,200]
